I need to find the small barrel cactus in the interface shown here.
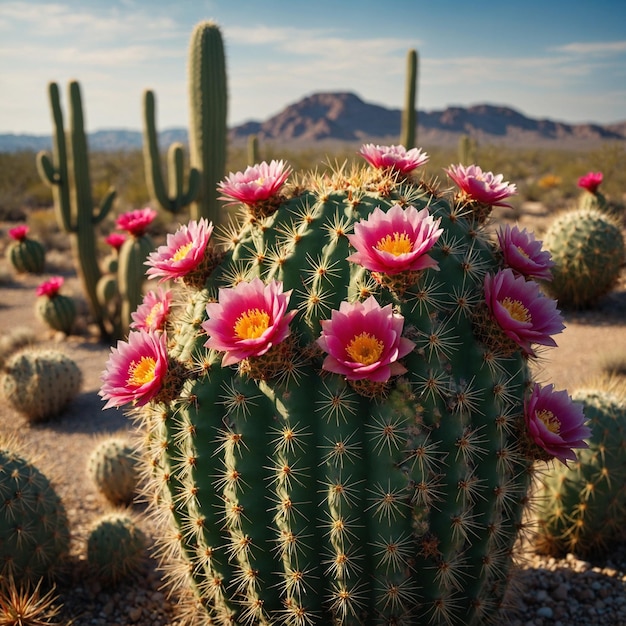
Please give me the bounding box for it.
[34,276,77,335]
[86,512,147,585]
[87,437,140,506]
[535,383,626,558]
[101,148,589,625]
[542,206,624,309]
[1,348,82,422]
[0,445,70,583]
[5,225,45,274]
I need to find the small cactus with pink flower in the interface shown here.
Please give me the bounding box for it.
[101,148,587,625]
[34,275,77,335]
[5,225,46,274]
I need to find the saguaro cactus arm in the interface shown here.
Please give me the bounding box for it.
[188,20,228,223]
[401,48,418,149]
[142,89,200,214]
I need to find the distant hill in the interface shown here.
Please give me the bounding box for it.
[2,92,625,153]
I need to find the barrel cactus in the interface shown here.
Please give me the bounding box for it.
[541,206,624,309]
[0,445,70,583]
[535,382,626,558]
[5,225,45,275]
[87,437,140,506]
[1,348,82,422]
[101,147,589,625]
[86,512,147,584]
[34,275,77,335]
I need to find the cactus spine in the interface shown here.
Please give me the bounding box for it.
[36,81,116,340]
[0,446,70,583]
[542,207,625,309]
[142,20,227,224]
[535,385,626,558]
[100,153,584,625]
[400,48,418,149]
[1,348,82,423]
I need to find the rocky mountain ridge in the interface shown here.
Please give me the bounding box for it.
[2,91,624,152]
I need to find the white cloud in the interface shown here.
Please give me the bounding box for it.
[550,41,626,56]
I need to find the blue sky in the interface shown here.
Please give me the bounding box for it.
[1,0,625,134]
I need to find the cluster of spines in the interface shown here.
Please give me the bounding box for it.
[138,165,536,625]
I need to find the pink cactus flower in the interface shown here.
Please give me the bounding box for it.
[445,164,517,207]
[577,171,603,194]
[36,275,64,298]
[105,233,126,251]
[146,218,213,283]
[317,296,415,382]
[8,225,29,241]
[359,144,429,175]
[524,383,590,464]
[100,329,169,409]
[130,287,173,332]
[115,207,157,237]
[218,160,292,206]
[483,268,564,356]
[202,278,297,366]
[497,224,554,281]
[346,204,443,275]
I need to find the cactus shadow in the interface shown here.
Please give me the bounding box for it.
[562,286,626,326]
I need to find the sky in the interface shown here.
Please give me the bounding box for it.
[1,0,626,135]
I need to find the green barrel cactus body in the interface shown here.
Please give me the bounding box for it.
[86,513,147,584]
[123,161,568,626]
[535,387,626,558]
[0,447,70,583]
[88,437,139,506]
[1,348,82,422]
[35,292,76,335]
[542,207,625,309]
[6,238,45,274]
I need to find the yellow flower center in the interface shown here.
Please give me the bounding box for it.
[128,357,157,387]
[172,241,194,262]
[145,303,162,328]
[516,245,529,258]
[234,309,270,339]
[537,409,561,434]
[346,332,384,365]
[375,232,413,256]
[501,297,531,323]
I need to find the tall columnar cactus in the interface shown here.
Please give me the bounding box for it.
[101,148,588,625]
[0,445,70,583]
[5,225,46,274]
[142,20,227,224]
[115,208,156,337]
[535,384,626,558]
[400,49,418,149]
[1,348,82,423]
[542,206,625,309]
[36,81,116,340]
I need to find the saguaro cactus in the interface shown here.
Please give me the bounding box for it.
[102,147,588,625]
[401,48,418,149]
[36,81,116,340]
[142,20,227,224]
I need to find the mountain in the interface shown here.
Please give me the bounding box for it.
[2,92,624,153]
[229,92,626,148]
